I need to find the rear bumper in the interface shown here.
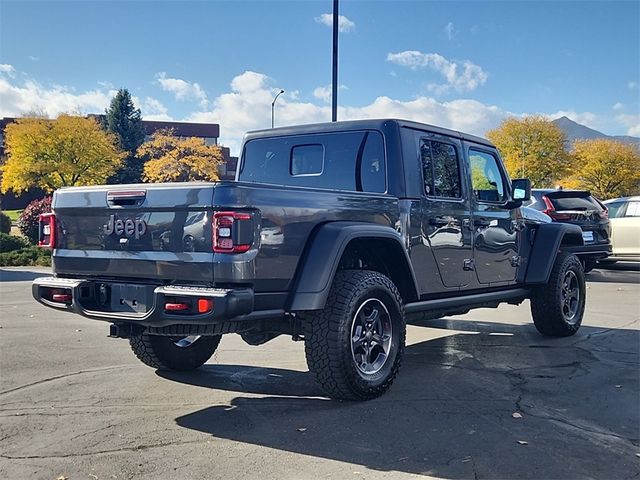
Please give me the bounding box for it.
[32,277,255,327]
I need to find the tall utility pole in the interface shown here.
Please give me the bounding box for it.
[332,0,339,122]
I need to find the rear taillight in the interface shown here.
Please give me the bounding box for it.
[212,211,253,253]
[38,213,56,248]
[541,196,572,221]
[600,207,609,219]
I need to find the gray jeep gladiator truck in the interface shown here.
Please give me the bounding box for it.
[33,119,587,400]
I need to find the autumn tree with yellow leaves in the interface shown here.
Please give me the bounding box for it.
[561,139,640,199]
[487,116,571,187]
[139,129,223,183]
[1,115,124,193]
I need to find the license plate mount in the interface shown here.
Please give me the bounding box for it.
[108,283,152,313]
[582,231,594,243]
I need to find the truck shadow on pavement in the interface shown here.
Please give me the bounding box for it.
[0,269,48,282]
[163,319,640,479]
[586,266,640,284]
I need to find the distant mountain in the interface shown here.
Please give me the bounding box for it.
[553,116,640,149]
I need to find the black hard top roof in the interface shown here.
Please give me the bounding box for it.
[244,118,494,147]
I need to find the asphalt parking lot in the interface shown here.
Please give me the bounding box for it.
[1,266,639,480]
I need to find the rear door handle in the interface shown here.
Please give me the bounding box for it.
[107,190,146,207]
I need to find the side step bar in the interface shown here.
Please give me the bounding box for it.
[405,288,529,314]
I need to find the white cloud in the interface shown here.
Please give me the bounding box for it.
[616,113,640,137]
[0,64,16,77]
[312,84,347,103]
[28,56,40,62]
[0,72,170,122]
[628,81,639,90]
[386,51,488,94]
[444,22,456,40]
[612,102,624,111]
[0,76,116,118]
[187,70,507,154]
[230,71,270,93]
[314,13,355,33]
[156,72,208,107]
[137,96,172,121]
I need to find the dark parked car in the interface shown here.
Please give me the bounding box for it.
[526,189,611,272]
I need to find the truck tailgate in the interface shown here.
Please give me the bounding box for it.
[52,183,217,284]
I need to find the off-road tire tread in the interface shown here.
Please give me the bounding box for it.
[304,270,406,401]
[129,333,221,371]
[531,252,585,337]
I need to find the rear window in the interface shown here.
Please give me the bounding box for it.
[550,195,602,211]
[239,131,386,193]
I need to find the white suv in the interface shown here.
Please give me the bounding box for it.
[602,196,640,263]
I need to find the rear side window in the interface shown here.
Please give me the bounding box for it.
[240,130,386,193]
[625,201,640,217]
[420,139,461,198]
[469,149,506,202]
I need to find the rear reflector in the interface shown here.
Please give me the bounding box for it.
[198,298,214,313]
[52,293,72,302]
[165,302,190,311]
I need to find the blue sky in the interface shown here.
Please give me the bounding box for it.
[1,0,639,154]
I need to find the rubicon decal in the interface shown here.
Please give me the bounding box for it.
[104,215,147,239]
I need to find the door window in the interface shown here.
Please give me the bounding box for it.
[469,150,506,203]
[420,139,461,198]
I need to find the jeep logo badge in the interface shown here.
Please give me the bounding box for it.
[104,215,147,239]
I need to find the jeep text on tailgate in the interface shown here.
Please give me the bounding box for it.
[33,119,588,400]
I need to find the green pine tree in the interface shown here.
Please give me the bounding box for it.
[105,89,146,184]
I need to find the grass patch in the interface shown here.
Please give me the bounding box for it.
[3,210,22,222]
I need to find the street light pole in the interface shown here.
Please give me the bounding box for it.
[331,0,339,122]
[271,89,285,128]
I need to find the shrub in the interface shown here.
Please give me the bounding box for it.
[0,212,11,234]
[0,232,30,252]
[0,246,51,267]
[18,196,52,244]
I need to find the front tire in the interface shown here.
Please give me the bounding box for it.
[531,253,586,337]
[304,270,406,401]
[129,333,221,371]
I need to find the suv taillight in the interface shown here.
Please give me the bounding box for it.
[541,195,572,221]
[600,207,609,219]
[38,213,56,248]
[212,211,253,253]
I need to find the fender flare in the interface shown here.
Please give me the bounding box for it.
[524,222,583,284]
[288,222,419,311]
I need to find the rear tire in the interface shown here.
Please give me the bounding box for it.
[129,333,221,371]
[531,253,586,337]
[303,270,406,401]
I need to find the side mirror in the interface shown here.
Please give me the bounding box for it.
[512,178,531,202]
